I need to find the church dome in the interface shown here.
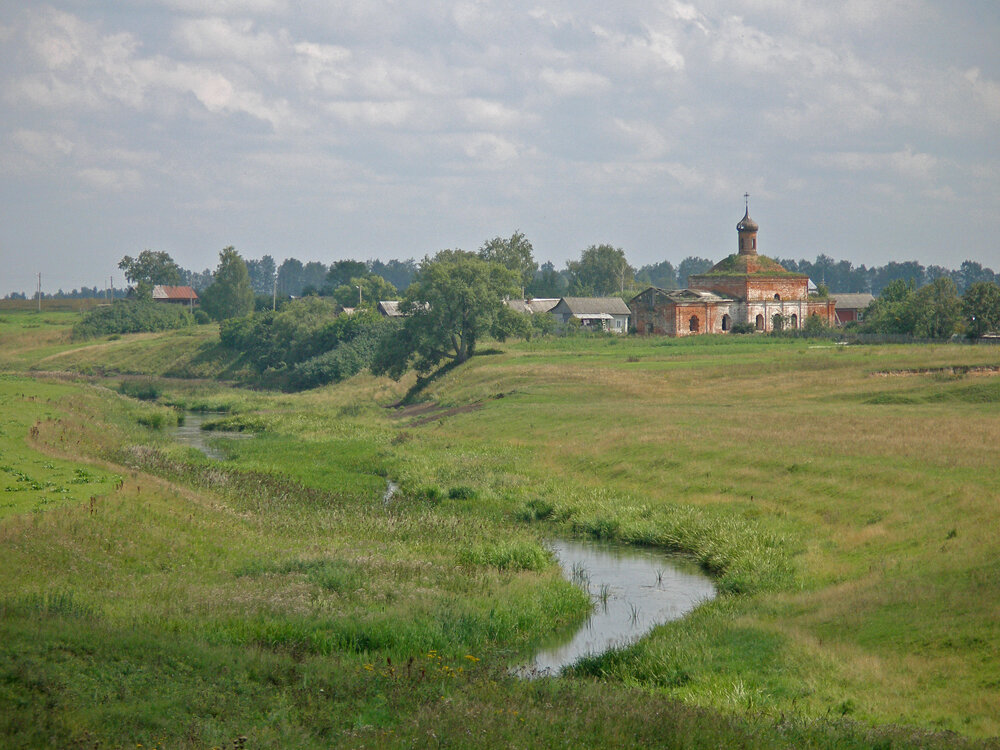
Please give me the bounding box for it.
[737,209,758,233]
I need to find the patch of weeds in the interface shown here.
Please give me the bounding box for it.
[417,486,443,504]
[0,591,95,620]
[581,516,621,541]
[515,498,555,523]
[201,414,267,432]
[235,558,362,595]
[459,540,550,571]
[118,379,162,401]
[448,485,477,500]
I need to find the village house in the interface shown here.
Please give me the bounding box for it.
[630,201,837,336]
[548,297,632,333]
[832,293,875,325]
[152,285,198,310]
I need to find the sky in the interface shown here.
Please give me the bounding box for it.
[1,1,998,295]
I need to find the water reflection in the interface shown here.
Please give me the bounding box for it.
[171,412,251,460]
[522,539,715,676]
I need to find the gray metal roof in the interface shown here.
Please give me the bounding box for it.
[377,300,403,317]
[554,297,632,315]
[505,298,560,314]
[832,293,875,309]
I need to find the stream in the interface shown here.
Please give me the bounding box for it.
[171,412,251,459]
[164,421,716,675]
[520,539,715,676]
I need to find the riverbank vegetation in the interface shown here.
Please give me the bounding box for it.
[1,310,999,747]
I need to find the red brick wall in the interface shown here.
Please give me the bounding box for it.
[745,277,808,301]
[690,274,809,301]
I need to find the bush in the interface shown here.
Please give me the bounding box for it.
[729,322,756,334]
[218,303,396,390]
[118,379,161,401]
[72,301,193,340]
[193,309,210,324]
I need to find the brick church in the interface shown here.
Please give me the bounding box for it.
[629,200,836,336]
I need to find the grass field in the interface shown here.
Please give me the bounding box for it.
[0,310,997,748]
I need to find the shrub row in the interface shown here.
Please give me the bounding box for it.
[72,301,193,340]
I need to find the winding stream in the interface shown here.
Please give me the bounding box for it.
[521,539,715,676]
[164,423,715,674]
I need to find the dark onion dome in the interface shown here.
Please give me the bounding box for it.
[737,209,758,232]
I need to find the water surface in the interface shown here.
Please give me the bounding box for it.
[171,412,251,460]
[522,539,715,676]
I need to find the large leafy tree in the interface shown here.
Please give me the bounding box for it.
[331,274,397,309]
[325,260,369,292]
[635,260,678,290]
[276,258,305,296]
[370,258,417,291]
[963,281,1000,338]
[526,261,566,299]
[478,231,537,291]
[372,250,519,378]
[246,255,277,295]
[861,278,916,334]
[200,247,254,321]
[118,250,181,299]
[566,244,634,296]
[910,277,962,338]
[677,256,713,288]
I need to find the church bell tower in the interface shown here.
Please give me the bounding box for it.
[737,193,759,256]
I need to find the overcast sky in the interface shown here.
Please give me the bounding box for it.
[2,1,998,295]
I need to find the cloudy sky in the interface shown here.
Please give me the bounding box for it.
[1,1,998,295]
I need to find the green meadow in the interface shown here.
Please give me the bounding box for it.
[0,310,998,748]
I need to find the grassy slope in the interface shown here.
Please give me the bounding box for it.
[397,336,1000,734]
[1,314,998,747]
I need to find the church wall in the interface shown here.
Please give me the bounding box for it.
[690,275,747,300]
[690,275,809,302]
[745,277,809,301]
[742,299,837,331]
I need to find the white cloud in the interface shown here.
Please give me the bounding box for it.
[539,67,611,96]
[814,147,938,181]
[77,166,143,191]
[613,118,670,159]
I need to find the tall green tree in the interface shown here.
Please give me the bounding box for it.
[326,260,369,292]
[478,231,537,291]
[526,261,566,299]
[246,255,277,295]
[276,258,305,296]
[372,250,519,378]
[331,274,397,309]
[910,277,961,338]
[861,278,915,334]
[635,260,678,290]
[118,250,181,299]
[677,256,713,288]
[200,247,254,321]
[963,281,1000,338]
[566,244,634,296]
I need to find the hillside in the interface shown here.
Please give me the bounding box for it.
[1,311,998,747]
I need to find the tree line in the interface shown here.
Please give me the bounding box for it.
[68,239,1000,386]
[856,277,1000,339]
[6,235,998,302]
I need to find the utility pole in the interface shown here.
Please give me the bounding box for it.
[357,284,362,307]
[272,276,277,311]
[37,273,41,313]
